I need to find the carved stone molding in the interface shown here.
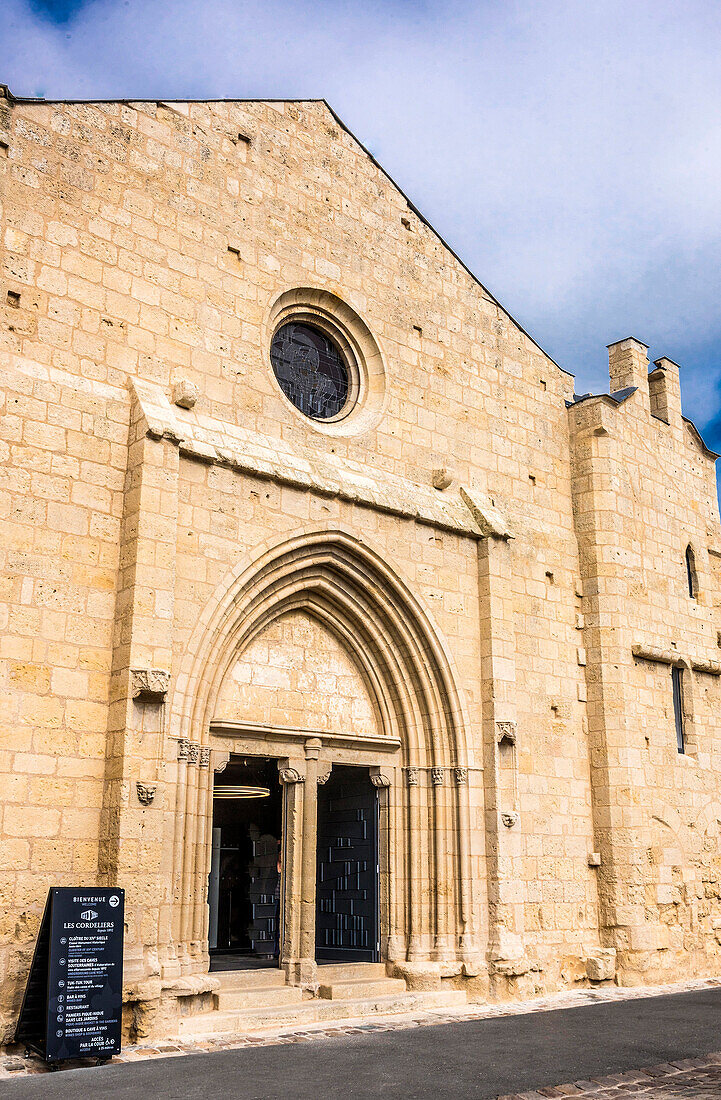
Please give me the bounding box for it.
[501,811,520,829]
[131,668,171,702]
[496,721,517,745]
[130,378,483,539]
[136,782,156,806]
[431,767,444,787]
[279,768,305,785]
[177,738,190,761]
[406,767,419,786]
[187,741,200,765]
[199,747,211,769]
[317,770,332,786]
[454,767,468,785]
[214,752,230,775]
[632,643,721,677]
[371,774,391,789]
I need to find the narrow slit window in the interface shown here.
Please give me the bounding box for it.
[686,545,697,599]
[672,665,685,753]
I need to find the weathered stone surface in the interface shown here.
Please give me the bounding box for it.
[1,92,720,1047]
[585,952,616,983]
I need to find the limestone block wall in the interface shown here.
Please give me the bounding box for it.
[570,340,721,983]
[0,84,692,1041]
[214,610,381,736]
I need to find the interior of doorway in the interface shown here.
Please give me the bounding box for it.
[208,755,282,972]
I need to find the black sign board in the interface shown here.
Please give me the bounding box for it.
[16,888,125,1063]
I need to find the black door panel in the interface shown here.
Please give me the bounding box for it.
[316,767,379,961]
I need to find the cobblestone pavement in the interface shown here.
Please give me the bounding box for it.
[497,1056,721,1099]
[2,976,721,1096]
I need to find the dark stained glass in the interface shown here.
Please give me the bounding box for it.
[270,322,350,420]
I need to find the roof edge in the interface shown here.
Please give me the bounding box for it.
[321,99,573,378]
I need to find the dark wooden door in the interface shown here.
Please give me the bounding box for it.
[316,767,379,961]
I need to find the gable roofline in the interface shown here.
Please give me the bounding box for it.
[2,86,572,378]
[320,100,572,378]
[683,417,720,461]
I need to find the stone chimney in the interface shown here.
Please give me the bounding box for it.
[649,357,681,425]
[607,338,649,395]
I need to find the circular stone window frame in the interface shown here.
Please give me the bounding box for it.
[265,288,387,437]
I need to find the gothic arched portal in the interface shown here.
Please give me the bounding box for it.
[162,528,478,982]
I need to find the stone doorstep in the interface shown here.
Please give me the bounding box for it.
[214,967,291,990]
[315,962,388,982]
[317,977,408,1000]
[181,962,459,1038]
[215,984,305,1011]
[177,988,468,1040]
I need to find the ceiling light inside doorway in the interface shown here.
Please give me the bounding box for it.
[213,785,271,799]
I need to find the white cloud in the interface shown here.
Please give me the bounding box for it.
[4,0,721,418]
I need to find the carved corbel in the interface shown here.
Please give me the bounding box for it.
[213,751,230,775]
[371,774,391,789]
[279,768,305,785]
[136,782,156,805]
[501,811,520,829]
[317,770,332,786]
[131,668,171,703]
[496,721,517,746]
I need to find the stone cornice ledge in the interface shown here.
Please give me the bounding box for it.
[210,718,401,753]
[632,644,721,676]
[129,379,506,540]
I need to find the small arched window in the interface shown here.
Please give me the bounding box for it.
[685,545,697,599]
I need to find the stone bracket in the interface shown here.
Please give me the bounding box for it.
[131,668,171,702]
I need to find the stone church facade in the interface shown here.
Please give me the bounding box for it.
[2,87,721,1044]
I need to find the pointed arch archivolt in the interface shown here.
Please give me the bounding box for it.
[170,523,470,765]
[163,524,477,974]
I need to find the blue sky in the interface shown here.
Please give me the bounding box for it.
[5,0,721,453]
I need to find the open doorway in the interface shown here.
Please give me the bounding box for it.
[208,755,282,971]
[316,765,379,963]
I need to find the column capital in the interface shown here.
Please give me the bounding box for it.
[279,767,305,785]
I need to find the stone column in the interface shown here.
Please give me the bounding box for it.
[297,737,321,984]
[431,767,453,963]
[405,766,424,960]
[278,762,306,983]
[192,746,213,953]
[371,770,394,963]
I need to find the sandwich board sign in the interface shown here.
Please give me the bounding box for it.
[15,888,125,1064]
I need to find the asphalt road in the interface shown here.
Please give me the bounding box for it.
[5,988,721,1099]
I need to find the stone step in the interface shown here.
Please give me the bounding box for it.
[318,977,407,1000]
[315,962,388,982]
[216,985,305,1011]
[176,988,467,1040]
[214,968,286,991]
